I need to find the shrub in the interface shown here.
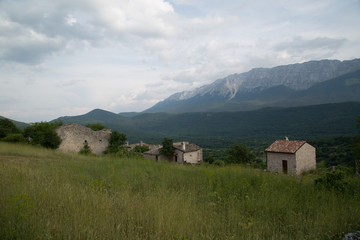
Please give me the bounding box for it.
[252,160,267,169]
[204,156,216,164]
[23,122,62,149]
[225,143,256,164]
[213,160,225,166]
[133,145,150,153]
[3,133,26,143]
[79,141,93,155]
[105,131,127,154]
[315,170,348,192]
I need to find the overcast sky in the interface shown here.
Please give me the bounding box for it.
[1,0,359,122]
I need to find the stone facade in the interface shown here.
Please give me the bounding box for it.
[56,123,111,155]
[265,138,316,175]
[173,142,203,164]
[144,142,203,164]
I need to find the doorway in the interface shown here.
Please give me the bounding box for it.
[282,160,288,174]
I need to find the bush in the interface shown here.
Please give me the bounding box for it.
[105,131,127,154]
[225,143,256,164]
[3,133,26,143]
[204,156,216,164]
[252,160,267,169]
[315,170,348,193]
[23,122,62,149]
[86,123,108,131]
[79,141,93,155]
[0,118,20,139]
[213,160,225,166]
[133,145,150,153]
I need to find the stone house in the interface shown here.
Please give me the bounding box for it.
[144,142,203,164]
[265,137,316,175]
[56,123,111,155]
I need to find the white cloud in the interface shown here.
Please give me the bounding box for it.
[0,0,359,122]
[275,36,347,60]
[65,15,77,26]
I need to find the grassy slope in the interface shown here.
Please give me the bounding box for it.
[1,143,360,239]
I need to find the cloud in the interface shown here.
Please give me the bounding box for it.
[0,0,243,67]
[1,0,360,122]
[0,0,179,65]
[90,0,176,38]
[275,36,347,59]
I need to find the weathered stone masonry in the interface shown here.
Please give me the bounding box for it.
[56,123,111,155]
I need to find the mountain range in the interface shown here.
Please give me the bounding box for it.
[2,58,360,149]
[53,102,360,148]
[144,59,360,113]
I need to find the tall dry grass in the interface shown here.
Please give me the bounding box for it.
[0,142,359,239]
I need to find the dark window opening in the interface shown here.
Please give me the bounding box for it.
[282,160,288,174]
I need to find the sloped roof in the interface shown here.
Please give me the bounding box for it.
[173,143,201,153]
[143,148,161,156]
[265,140,306,154]
[144,142,201,155]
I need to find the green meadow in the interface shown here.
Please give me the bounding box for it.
[1,142,359,239]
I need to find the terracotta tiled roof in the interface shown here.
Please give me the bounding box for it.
[265,140,306,154]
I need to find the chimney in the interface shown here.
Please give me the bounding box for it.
[182,142,186,151]
[285,136,289,141]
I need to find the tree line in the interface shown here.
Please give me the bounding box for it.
[1,116,360,172]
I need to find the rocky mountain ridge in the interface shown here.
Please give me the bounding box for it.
[146,58,360,113]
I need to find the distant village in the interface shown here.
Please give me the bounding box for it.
[56,123,316,175]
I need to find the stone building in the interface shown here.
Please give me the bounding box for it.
[144,142,203,164]
[56,123,111,155]
[265,137,316,175]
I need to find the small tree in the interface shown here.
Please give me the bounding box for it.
[225,143,256,164]
[79,141,92,155]
[105,131,127,154]
[23,122,62,149]
[133,145,150,153]
[160,137,174,156]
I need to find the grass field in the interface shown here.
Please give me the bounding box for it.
[0,142,359,239]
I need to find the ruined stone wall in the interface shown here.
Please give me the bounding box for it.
[56,123,111,155]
